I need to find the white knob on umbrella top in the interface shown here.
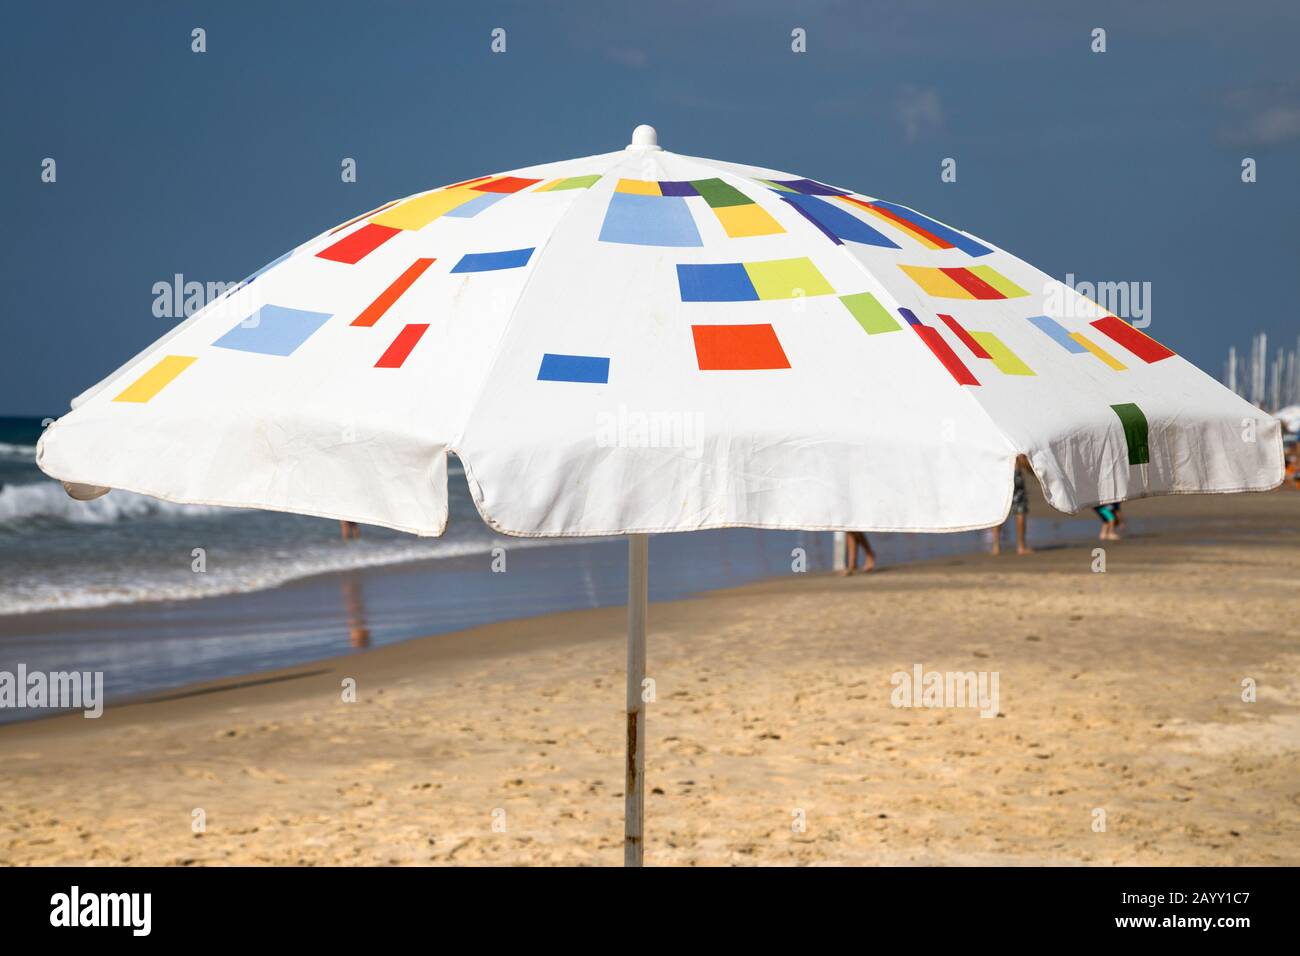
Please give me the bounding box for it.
[628,124,661,150]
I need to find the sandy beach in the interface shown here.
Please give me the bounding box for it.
[2,488,1297,866]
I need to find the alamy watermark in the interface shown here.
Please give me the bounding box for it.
[50,886,150,936]
[153,273,239,319]
[890,664,999,718]
[0,665,103,717]
[595,404,705,458]
[1045,273,1151,327]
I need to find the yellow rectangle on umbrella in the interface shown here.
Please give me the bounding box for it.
[713,203,785,238]
[371,188,477,229]
[744,257,835,299]
[969,332,1034,375]
[616,179,661,195]
[969,265,1030,299]
[1070,332,1127,370]
[113,355,197,403]
[898,264,974,299]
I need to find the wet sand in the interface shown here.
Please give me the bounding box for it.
[2,489,1297,865]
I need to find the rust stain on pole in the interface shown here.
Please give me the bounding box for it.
[625,534,648,867]
[626,710,638,782]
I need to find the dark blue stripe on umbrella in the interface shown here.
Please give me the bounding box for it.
[869,201,991,257]
[781,194,900,249]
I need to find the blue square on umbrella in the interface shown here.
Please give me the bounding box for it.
[213,304,332,356]
[451,247,535,273]
[599,194,702,247]
[676,263,758,302]
[538,353,609,383]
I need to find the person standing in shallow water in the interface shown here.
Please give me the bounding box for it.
[841,531,875,575]
[339,520,360,542]
[992,455,1034,556]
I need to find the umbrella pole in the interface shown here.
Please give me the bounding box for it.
[625,533,648,867]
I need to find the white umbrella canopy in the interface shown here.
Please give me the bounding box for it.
[37,125,1282,532]
[35,125,1285,866]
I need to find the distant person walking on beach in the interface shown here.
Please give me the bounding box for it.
[841,531,875,575]
[1094,503,1122,540]
[992,455,1034,556]
[340,574,371,648]
[340,520,360,542]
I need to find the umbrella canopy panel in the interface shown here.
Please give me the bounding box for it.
[38,129,1283,535]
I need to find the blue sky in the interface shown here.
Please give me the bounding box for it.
[2,0,1298,415]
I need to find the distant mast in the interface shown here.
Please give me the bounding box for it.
[1224,334,1300,411]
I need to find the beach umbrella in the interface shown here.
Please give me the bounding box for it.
[37,125,1283,865]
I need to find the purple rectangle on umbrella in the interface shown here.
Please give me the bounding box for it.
[897,307,923,327]
[657,181,699,197]
[599,193,702,247]
[212,304,332,356]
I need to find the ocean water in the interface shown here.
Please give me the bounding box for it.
[0,415,1108,720]
[0,416,550,616]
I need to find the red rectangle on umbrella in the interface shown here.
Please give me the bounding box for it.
[937,313,992,359]
[316,223,401,264]
[1090,315,1174,363]
[939,267,1004,300]
[912,324,980,385]
[375,324,429,368]
[472,176,541,194]
[692,324,790,370]
[352,258,436,327]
